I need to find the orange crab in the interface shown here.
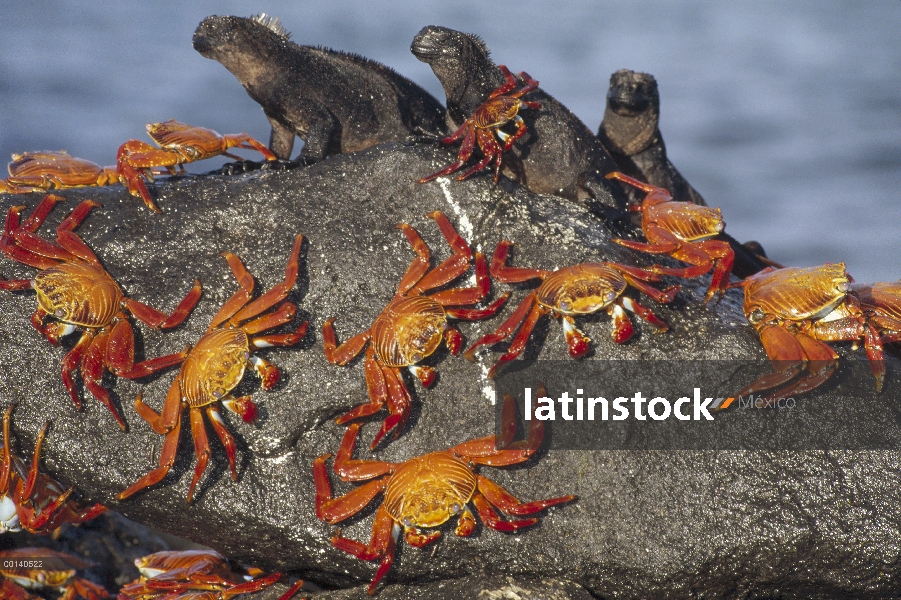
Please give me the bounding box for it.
[734,263,886,401]
[0,195,201,430]
[418,65,540,184]
[0,547,109,600]
[118,235,307,503]
[314,394,575,595]
[0,151,121,195]
[323,212,508,448]
[464,240,679,377]
[1,405,106,536]
[118,550,303,600]
[116,119,277,212]
[605,171,735,303]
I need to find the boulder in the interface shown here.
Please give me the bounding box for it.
[1,142,900,598]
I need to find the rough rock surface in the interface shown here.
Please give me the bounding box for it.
[1,142,900,599]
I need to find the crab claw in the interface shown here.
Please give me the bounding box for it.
[250,355,280,389]
[444,327,464,355]
[562,316,592,357]
[223,396,258,423]
[408,365,436,387]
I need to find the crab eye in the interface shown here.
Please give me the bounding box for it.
[560,300,570,311]
[606,292,617,302]
[411,353,422,363]
[403,518,413,527]
[451,503,461,514]
[749,308,764,323]
[55,309,66,318]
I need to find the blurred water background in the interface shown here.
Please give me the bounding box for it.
[1,1,899,281]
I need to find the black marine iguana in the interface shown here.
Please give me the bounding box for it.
[410,25,625,211]
[598,69,771,277]
[193,14,447,164]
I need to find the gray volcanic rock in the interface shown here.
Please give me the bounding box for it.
[1,142,900,598]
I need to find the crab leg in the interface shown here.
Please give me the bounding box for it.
[489,241,547,283]
[330,506,399,595]
[0,405,13,495]
[416,127,477,184]
[0,277,32,291]
[60,332,94,410]
[19,421,51,499]
[314,452,389,522]
[81,330,129,430]
[336,348,387,424]
[207,406,238,482]
[370,366,412,449]
[410,212,472,293]
[471,491,538,531]
[323,319,371,365]
[619,297,670,332]
[428,251,490,306]
[185,408,212,503]
[54,200,102,265]
[210,252,256,328]
[396,222,432,293]
[117,405,183,500]
[737,324,809,398]
[477,475,575,516]
[241,301,297,335]
[489,300,545,378]
[231,234,303,324]
[445,293,510,320]
[458,129,501,182]
[464,292,537,361]
[124,279,202,329]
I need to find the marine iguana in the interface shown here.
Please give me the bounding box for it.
[193,14,447,164]
[598,69,772,277]
[410,25,625,212]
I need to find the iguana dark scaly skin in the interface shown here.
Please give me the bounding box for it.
[411,25,625,211]
[193,15,447,164]
[598,69,772,277]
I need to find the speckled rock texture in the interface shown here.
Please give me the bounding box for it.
[2,142,900,599]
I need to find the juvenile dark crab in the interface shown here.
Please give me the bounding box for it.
[117,119,277,212]
[323,212,508,448]
[465,241,679,377]
[1,405,106,536]
[314,394,575,595]
[118,235,307,503]
[606,171,734,303]
[735,263,885,401]
[0,150,120,195]
[0,195,201,430]
[417,65,540,184]
[0,547,109,599]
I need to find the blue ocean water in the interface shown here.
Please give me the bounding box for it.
[1,1,899,281]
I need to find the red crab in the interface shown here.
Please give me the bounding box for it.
[118,550,305,600]
[418,65,540,184]
[314,394,575,595]
[1,404,106,535]
[118,235,307,503]
[464,241,679,377]
[116,120,277,212]
[606,171,735,303]
[323,212,508,448]
[0,195,201,430]
[734,263,886,401]
[0,547,109,599]
[0,151,120,195]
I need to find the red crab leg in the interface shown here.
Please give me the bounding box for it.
[221,133,278,161]
[18,194,66,232]
[133,384,182,435]
[0,405,13,495]
[613,234,681,256]
[396,222,431,294]
[618,273,680,305]
[19,421,51,499]
[62,578,110,600]
[370,366,412,449]
[323,319,371,365]
[456,129,500,182]
[416,127,477,184]
[231,234,303,325]
[81,329,129,431]
[241,301,297,335]
[471,491,537,531]
[117,394,183,500]
[428,251,491,306]
[186,408,211,503]
[477,475,575,516]
[737,323,808,398]
[276,578,309,600]
[314,451,390,522]
[563,313,595,353]
[606,171,673,204]
[695,239,735,302]
[332,424,395,481]
[335,348,387,424]
[464,292,537,361]
[0,231,63,269]
[330,506,399,595]
[124,279,202,329]
[210,252,256,329]
[116,349,189,380]
[619,296,670,332]
[0,277,32,291]
[20,487,76,533]
[445,292,510,320]
[117,141,161,212]
[249,319,308,347]
[489,241,547,283]
[54,200,101,265]
[410,211,473,294]
[207,406,237,482]
[60,331,94,411]
[489,300,545,378]
[491,65,520,97]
